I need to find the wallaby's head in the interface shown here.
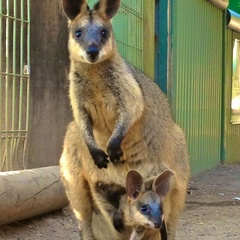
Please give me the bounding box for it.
[125,170,172,229]
[62,0,120,64]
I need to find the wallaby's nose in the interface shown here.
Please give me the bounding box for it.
[86,45,99,61]
[154,222,161,229]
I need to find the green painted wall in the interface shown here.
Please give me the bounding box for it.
[171,0,223,174]
[223,28,240,163]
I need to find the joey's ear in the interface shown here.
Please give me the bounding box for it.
[62,0,88,20]
[94,0,121,19]
[153,170,173,198]
[126,170,144,199]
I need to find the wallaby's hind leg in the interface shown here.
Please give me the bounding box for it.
[165,186,188,240]
[60,155,96,240]
[74,180,96,240]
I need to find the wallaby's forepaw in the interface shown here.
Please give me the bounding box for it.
[91,149,109,169]
[107,143,123,163]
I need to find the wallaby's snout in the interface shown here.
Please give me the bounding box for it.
[70,22,112,63]
[79,23,108,63]
[153,221,162,229]
[144,205,163,229]
[86,44,100,62]
[138,200,163,229]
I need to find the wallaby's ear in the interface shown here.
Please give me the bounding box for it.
[62,0,88,20]
[126,170,144,199]
[153,170,173,198]
[94,0,121,19]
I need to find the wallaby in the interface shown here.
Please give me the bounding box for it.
[60,0,190,239]
[97,170,173,240]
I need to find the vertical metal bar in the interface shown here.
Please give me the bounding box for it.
[221,10,227,164]
[17,0,24,168]
[23,0,30,169]
[141,0,143,70]
[0,0,2,168]
[136,1,138,68]
[26,0,30,133]
[17,0,24,164]
[5,0,10,170]
[167,0,172,97]
[10,0,17,170]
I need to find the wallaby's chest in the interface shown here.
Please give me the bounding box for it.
[86,95,117,124]
[80,78,118,129]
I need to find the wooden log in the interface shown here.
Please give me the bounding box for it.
[0,166,69,225]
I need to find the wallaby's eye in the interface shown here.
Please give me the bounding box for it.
[101,29,108,38]
[140,204,150,214]
[75,29,82,38]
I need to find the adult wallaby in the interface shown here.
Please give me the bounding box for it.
[97,170,173,240]
[60,0,190,239]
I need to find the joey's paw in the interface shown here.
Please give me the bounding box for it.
[91,149,109,169]
[113,211,124,232]
[107,143,123,163]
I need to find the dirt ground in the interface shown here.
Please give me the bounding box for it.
[0,163,240,240]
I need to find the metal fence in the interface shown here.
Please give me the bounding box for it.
[0,0,30,171]
[113,0,144,71]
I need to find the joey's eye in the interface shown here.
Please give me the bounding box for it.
[140,205,150,214]
[75,29,82,38]
[101,29,108,38]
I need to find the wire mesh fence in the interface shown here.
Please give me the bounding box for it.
[0,0,30,171]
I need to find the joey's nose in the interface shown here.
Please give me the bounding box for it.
[154,222,161,229]
[86,45,99,61]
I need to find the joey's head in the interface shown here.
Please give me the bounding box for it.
[125,170,173,229]
[62,0,120,64]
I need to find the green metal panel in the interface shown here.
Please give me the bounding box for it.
[0,0,30,171]
[171,0,223,174]
[223,29,240,163]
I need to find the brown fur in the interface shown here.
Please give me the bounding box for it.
[60,0,190,239]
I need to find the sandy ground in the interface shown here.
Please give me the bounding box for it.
[0,163,240,240]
